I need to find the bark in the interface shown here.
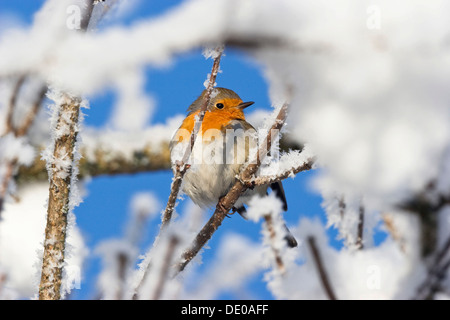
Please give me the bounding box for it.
[39,96,81,300]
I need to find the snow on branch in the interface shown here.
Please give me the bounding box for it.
[246,193,292,275]
[38,91,84,300]
[414,235,450,299]
[17,128,304,184]
[0,76,46,217]
[37,0,108,300]
[244,147,316,187]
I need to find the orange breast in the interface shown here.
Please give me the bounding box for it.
[179,109,245,135]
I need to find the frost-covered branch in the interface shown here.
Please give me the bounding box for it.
[399,182,450,257]
[0,77,47,217]
[96,192,159,300]
[382,213,406,253]
[15,85,47,138]
[17,142,172,184]
[0,159,17,219]
[38,93,82,300]
[243,157,315,187]
[17,135,303,184]
[151,235,179,300]
[414,235,450,299]
[356,203,365,249]
[263,214,286,274]
[37,0,108,299]
[160,46,224,230]
[4,76,26,135]
[307,236,337,300]
[245,193,291,275]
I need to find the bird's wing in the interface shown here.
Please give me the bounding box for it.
[223,119,256,132]
[226,121,297,247]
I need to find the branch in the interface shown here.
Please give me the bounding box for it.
[14,85,47,137]
[115,251,128,300]
[36,1,104,294]
[39,94,82,300]
[160,46,224,230]
[0,273,7,298]
[307,236,338,300]
[356,203,365,250]
[243,157,315,186]
[17,141,171,183]
[176,102,290,273]
[0,159,17,219]
[0,78,47,217]
[382,213,406,253]
[338,196,346,219]
[332,195,365,250]
[264,214,286,274]
[0,76,27,216]
[3,75,26,136]
[224,34,332,54]
[17,136,303,184]
[413,235,450,299]
[80,0,96,31]
[399,182,450,257]
[152,235,179,300]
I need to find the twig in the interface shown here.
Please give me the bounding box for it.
[264,214,285,274]
[152,235,179,300]
[242,158,315,186]
[334,196,365,250]
[425,258,450,299]
[115,252,128,300]
[176,102,290,273]
[356,203,364,249]
[0,273,7,298]
[307,236,337,300]
[160,46,224,230]
[382,213,406,253]
[434,235,450,268]
[80,0,96,32]
[398,182,449,257]
[414,235,450,299]
[1,75,26,216]
[0,79,47,217]
[134,48,225,292]
[132,259,152,300]
[3,75,26,136]
[14,85,47,137]
[0,159,17,218]
[338,196,346,219]
[38,1,109,299]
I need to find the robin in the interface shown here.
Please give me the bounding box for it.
[170,87,297,247]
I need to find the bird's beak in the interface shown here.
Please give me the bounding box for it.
[238,101,254,109]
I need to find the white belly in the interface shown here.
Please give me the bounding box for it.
[171,127,266,209]
[182,162,240,208]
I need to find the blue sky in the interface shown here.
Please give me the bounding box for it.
[0,0,378,300]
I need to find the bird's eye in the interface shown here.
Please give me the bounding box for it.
[216,103,224,109]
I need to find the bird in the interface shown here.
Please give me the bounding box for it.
[170,87,297,247]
